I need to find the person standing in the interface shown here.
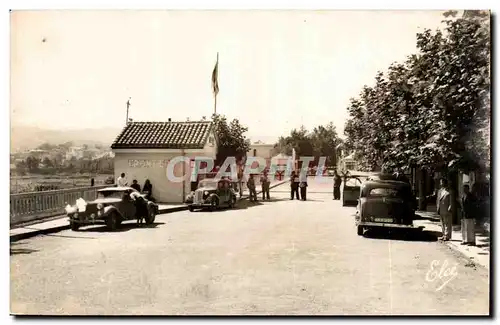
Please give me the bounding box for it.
[299,171,308,201]
[290,170,300,200]
[142,179,153,201]
[247,174,257,202]
[461,184,477,245]
[437,178,452,241]
[117,173,128,187]
[333,170,342,200]
[131,179,141,192]
[260,171,271,200]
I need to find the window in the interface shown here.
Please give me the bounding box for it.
[253,149,257,157]
[368,188,401,197]
[208,136,215,146]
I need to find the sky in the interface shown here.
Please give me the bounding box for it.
[10,10,448,142]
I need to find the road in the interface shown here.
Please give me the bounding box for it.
[10,178,490,315]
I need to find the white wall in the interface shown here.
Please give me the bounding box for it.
[249,144,274,159]
[113,148,213,203]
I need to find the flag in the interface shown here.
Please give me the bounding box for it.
[211,53,219,97]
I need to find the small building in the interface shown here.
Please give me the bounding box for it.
[111,121,218,203]
[248,141,275,170]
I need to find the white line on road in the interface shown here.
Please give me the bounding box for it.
[388,240,394,313]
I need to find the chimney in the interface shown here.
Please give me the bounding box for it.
[168,118,171,122]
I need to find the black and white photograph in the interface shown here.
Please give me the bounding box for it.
[7,5,492,317]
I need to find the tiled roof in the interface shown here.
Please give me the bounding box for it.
[111,121,213,149]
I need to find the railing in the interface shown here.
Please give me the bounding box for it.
[10,185,108,227]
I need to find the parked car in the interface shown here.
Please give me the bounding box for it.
[66,187,158,231]
[188,178,237,211]
[355,180,423,236]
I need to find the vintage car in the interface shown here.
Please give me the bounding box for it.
[66,187,158,231]
[355,180,423,236]
[187,178,237,211]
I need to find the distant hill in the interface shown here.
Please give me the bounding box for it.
[10,125,123,152]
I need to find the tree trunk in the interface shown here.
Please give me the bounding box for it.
[418,168,427,211]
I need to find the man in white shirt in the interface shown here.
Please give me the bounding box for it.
[437,178,452,241]
[116,173,128,187]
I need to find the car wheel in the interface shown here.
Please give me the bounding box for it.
[357,225,364,236]
[210,198,219,211]
[70,222,80,231]
[188,206,194,212]
[145,208,156,224]
[106,213,119,231]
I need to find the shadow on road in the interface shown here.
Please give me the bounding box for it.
[78,222,166,233]
[363,228,441,242]
[10,243,39,255]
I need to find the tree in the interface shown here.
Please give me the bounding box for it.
[310,122,341,166]
[37,143,55,151]
[25,156,41,172]
[272,123,341,167]
[42,157,53,168]
[344,11,490,220]
[211,114,251,166]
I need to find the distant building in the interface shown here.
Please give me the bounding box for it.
[248,141,275,169]
[335,143,358,171]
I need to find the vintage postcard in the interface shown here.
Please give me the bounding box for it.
[9,9,491,316]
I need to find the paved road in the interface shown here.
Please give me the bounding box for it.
[10,178,489,315]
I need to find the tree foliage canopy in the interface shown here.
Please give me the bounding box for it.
[344,11,490,174]
[211,113,251,165]
[273,123,342,166]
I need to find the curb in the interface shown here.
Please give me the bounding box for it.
[10,224,71,242]
[10,206,190,242]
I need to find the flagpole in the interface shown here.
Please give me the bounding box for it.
[214,52,218,115]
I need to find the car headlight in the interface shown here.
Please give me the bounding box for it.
[97,203,103,210]
[204,191,209,196]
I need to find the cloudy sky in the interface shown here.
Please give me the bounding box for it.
[11,10,447,141]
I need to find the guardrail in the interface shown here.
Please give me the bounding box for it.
[10,185,108,227]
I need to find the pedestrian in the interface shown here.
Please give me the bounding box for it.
[437,178,452,241]
[333,169,342,200]
[290,170,300,200]
[461,184,477,246]
[142,179,154,201]
[131,179,141,192]
[116,173,128,187]
[238,166,244,198]
[247,174,257,202]
[299,170,308,201]
[260,170,271,200]
[90,178,95,187]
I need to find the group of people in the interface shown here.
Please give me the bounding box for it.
[246,171,271,202]
[289,170,308,201]
[116,173,154,201]
[436,178,478,245]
